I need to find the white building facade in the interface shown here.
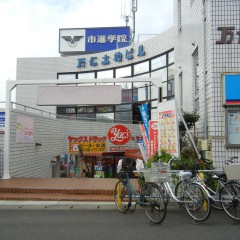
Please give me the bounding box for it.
[13,0,240,174]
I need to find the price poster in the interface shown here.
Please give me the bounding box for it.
[158,100,180,157]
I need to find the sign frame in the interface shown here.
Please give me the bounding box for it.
[225,108,240,147]
[222,74,240,106]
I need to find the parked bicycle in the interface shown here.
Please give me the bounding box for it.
[175,156,240,222]
[158,158,211,223]
[114,158,167,224]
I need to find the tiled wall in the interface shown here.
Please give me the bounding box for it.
[210,0,240,168]
[174,0,240,168]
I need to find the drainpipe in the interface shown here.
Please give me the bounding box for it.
[202,0,207,140]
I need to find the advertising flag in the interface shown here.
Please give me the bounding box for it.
[138,103,150,139]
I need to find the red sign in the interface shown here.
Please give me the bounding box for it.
[149,120,158,158]
[108,125,131,145]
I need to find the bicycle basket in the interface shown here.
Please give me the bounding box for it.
[142,168,168,183]
[223,164,240,180]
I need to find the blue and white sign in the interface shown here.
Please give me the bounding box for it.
[138,103,150,139]
[59,27,130,54]
[137,139,148,162]
[0,112,5,133]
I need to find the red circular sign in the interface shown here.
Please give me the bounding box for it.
[108,125,131,145]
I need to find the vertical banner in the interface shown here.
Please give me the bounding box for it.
[16,115,34,143]
[138,103,150,139]
[140,124,150,159]
[0,112,5,133]
[137,139,148,162]
[149,120,158,158]
[158,100,180,157]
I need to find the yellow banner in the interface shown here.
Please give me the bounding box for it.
[69,142,106,154]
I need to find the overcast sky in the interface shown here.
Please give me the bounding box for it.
[0,0,173,102]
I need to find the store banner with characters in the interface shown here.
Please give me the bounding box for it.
[68,136,107,154]
[158,100,180,157]
[149,120,158,158]
[138,103,150,139]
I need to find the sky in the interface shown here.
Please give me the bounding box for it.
[0,0,173,102]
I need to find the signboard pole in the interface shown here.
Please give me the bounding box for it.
[3,81,16,179]
[175,101,201,159]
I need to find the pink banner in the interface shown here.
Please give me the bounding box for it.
[149,120,158,158]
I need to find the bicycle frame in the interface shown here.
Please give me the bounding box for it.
[163,180,206,204]
[118,172,146,208]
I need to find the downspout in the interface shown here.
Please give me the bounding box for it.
[202,0,207,140]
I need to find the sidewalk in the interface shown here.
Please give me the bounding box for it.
[0,177,139,202]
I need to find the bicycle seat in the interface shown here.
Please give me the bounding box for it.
[178,171,192,180]
[212,172,227,179]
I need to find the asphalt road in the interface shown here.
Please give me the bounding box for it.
[0,203,239,240]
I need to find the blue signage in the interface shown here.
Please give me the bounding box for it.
[138,103,150,139]
[85,27,130,52]
[76,44,145,68]
[0,112,5,132]
[224,74,240,105]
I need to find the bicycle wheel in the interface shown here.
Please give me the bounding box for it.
[184,182,211,222]
[142,183,167,224]
[220,182,240,221]
[114,180,132,213]
[175,180,186,208]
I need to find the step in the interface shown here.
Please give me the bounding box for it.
[0,192,114,202]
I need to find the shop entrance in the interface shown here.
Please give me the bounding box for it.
[60,151,126,179]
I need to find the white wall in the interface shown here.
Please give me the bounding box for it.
[174,0,240,167]
[8,108,141,178]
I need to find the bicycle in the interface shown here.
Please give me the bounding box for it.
[114,158,167,224]
[175,156,240,222]
[158,158,211,223]
[222,157,240,222]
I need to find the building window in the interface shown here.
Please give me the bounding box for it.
[97,69,113,78]
[168,50,174,65]
[116,66,131,78]
[78,72,95,79]
[58,73,76,79]
[151,55,166,70]
[115,112,132,122]
[96,113,114,122]
[133,61,149,75]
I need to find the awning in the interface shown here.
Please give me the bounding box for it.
[82,151,125,157]
[124,149,143,160]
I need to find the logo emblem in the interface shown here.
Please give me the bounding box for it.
[61,36,83,47]
[108,125,131,145]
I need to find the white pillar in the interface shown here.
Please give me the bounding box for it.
[2,81,15,179]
